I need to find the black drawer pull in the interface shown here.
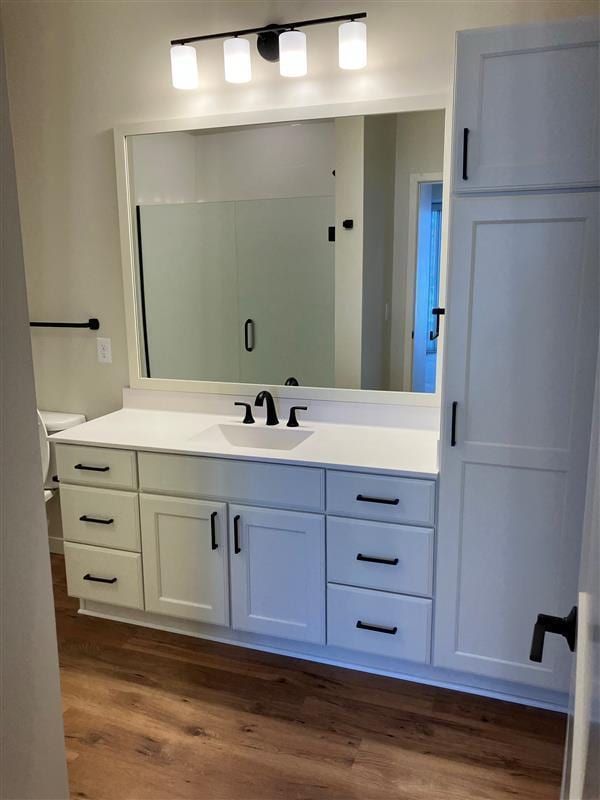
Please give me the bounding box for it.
[356,553,399,566]
[356,494,399,506]
[210,511,218,550]
[233,514,241,554]
[74,463,110,472]
[79,515,114,525]
[356,620,397,635]
[83,573,117,584]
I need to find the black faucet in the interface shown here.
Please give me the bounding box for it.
[254,390,279,426]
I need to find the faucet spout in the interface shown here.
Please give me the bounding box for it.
[254,391,279,426]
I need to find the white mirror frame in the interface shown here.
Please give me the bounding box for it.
[114,92,451,407]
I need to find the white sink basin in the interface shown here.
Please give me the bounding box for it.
[194,423,314,451]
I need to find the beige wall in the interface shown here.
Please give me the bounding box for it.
[0,28,68,800]
[1,0,597,419]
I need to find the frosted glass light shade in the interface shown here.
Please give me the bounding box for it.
[279,30,307,77]
[170,45,199,89]
[224,37,252,83]
[338,21,367,70]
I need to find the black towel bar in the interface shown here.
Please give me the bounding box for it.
[30,318,100,330]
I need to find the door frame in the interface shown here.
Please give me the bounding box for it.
[402,172,444,392]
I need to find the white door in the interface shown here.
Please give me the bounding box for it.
[140,494,229,625]
[562,336,600,799]
[229,505,325,643]
[453,18,599,193]
[435,192,598,690]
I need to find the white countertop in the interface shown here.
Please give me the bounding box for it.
[50,408,439,478]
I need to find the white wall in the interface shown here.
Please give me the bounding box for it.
[0,30,68,800]
[131,121,335,204]
[362,114,397,390]
[2,0,597,419]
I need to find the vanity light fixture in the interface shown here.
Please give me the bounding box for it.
[170,11,367,89]
[223,37,252,83]
[279,30,308,78]
[170,44,199,89]
[338,20,367,70]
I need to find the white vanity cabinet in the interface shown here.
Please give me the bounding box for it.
[229,505,325,643]
[453,18,600,193]
[57,442,438,670]
[140,495,229,625]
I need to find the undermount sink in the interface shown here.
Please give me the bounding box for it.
[194,423,314,451]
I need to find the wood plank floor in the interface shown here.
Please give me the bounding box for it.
[52,555,566,800]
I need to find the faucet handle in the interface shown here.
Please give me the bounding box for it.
[287,406,308,428]
[234,402,255,424]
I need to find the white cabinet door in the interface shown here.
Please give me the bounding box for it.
[436,192,598,690]
[229,505,325,643]
[453,18,599,192]
[140,494,229,625]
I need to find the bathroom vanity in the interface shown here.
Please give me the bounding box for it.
[52,402,439,675]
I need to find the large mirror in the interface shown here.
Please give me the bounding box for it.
[126,109,445,393]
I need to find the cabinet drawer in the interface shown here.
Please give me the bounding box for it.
[138,452,324,512]
[56,444,137,490]
[327,584,431,663]
[60,485,140,551]
[327,471,435,525]
[327,517,433,597]
[64,542,143,609]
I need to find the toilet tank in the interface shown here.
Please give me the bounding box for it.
[39,410,86,489]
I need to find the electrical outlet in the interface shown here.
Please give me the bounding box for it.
[96,337,112,364]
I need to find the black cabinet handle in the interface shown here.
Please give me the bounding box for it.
[79,515,114,525]
[356,553,399,566]
[356,620,397,635]
[462,127,469,180]
[429,307,445,341]
[74,463,110,472]
[451,401,458,447]
[530,606,577,663]
[210,511,218,550]
[356,494,399,506]
[233,514,241,554]
[83,573,117,584]
[244,319,254,352]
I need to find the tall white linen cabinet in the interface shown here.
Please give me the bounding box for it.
[436,17,599,694]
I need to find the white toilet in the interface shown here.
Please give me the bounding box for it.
[37,409,86,502]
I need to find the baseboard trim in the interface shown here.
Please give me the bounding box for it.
[48,536,64,555]
[78,599,568,713]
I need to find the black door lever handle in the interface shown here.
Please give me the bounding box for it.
[530,606,577,663]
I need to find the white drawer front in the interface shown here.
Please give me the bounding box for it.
[327,517,434,597]
[327,584,431,663]
[60,485,140,551]
[138,451,324,512]
[64,542,143,609]
[327,471,435,526]
[56,444,137,490]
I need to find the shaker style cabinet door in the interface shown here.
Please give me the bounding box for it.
[453,18,599,193]
[435,193,598,691]
[229,505,325,643]
[140,494,229,625]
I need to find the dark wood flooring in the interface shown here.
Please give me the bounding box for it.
[52,554,566,800]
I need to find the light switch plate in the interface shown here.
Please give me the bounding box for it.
[96,337,112,364]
